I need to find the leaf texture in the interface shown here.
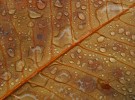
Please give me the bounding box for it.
[0,0,135,100]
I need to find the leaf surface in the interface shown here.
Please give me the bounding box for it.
[0,0,135,99]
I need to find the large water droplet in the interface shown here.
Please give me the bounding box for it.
[78,12,85,20]
[8,9,16,14]
[53,26,72,47]
[54,0,63,8]
[0,71,12,81]
[28,10,42,19]
[36,0,46,10]
[55,69,71,83]
[97,36,105,43]
[16,60,25,72]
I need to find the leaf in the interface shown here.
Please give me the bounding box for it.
[0,0,135,99]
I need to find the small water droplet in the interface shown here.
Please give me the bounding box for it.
[64,11,69,16]
[119,77,126,84]
[8,37,13,41]
[81,5,86,10]
[125,31,130,36]
[76,2,81,8]
[7,48,15,57]
[56,12,62,19]
[110,32,115,36]
[130,50,135,57]
[50,67,58,74]
[118,28,124,33]
[128,88,133,93]
[28,21,34,27]
[120,53,125,57]
[70,53,75,59]
[99,47,106,53]
[78,24,84,30]
[77,49,81,53]
[112,46,117,51]
[9,9,16,14]
[109,58,116,63]
[11,82,14,86]
[131,35,135,40]
[126,71,131,75]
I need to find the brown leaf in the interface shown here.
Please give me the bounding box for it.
[0,0,135,100]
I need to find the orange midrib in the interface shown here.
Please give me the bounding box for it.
[1,3,135,100]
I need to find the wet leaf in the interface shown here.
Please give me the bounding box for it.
[0,0,135,100]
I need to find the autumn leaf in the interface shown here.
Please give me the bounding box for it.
[0,0,135,100]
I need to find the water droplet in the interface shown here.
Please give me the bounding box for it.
[28,10,42,19]
[31,46,43,62]
[77,49,81,53]
[77,76,96,92]
[109,58,116,63]
[118,28,124,33]
[78,24,84,30]
[70,53,75,59]
[16,60,25,72]
[76,2,81,8]
[99,96,103,100]
[56,12,62,19]
[55,69,71,83]
[125,31,130,36]
[54,0,63,8]
[29,68,32,72]
[119,77,126,84]
[9,9,16,14]
[97,36,105,43]
[128,88,133,93]
[122,87,126,91]
[110,32,115,36]
[0,71,12,81]
[15,93,38,99]
[64,11,69,16]
[69,61,74,64]
[99,47,106,53]
[7,48,15,57]
[81,5,86,10]
[130,50,135,57]
[77,60,81,65]
[36,0,46,10]
[1,10,6,16]
[82,63,86,67]
[28,0,32,3]
[78,12,85,20]
[120,53,125,57]
[53,26,72,47]
[131,35,135,40]
[112,46,117,51]
[126,71,131,75]
[97,2,123,23]
[88,60,94,65]
[50,67,58,74]
[28,21,34,27]
[11,82,14,86]
[8,37,13,41]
